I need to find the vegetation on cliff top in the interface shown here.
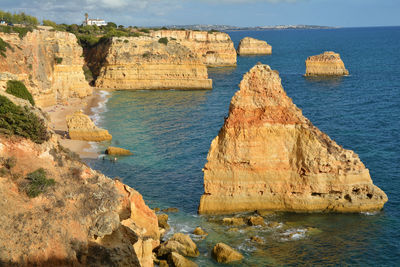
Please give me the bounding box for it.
[0,95,49,144]
[0,10,39,26]
[6,80,35,106]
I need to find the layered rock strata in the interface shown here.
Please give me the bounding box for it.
[237,37,272,56]
[198,64,387,214]
[305,51,349,76]
[0,93,159,266]
[86,36,212,90]
[66,110,112,141]
[0,29,92,107]
[151,30,237,66]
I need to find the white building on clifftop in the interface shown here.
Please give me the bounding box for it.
[83,13,107,26]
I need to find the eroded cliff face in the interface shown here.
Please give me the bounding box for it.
[237,37,272,56]
[151,30,237,66]
[198,64,387,214]
[0,29,92,107]
[0,94,159,266]
[305,51,349,76]
[87,36,212,90]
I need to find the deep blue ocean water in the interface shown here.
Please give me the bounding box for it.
[87,27,400,265]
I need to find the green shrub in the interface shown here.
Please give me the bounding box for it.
[142,52,151,58]
[158,37,168,45]
[139,28,150,33]
[124,39,129,43]
[24,168,55,198]
[0,37,12,57]
[0,95,49,143]
[0,167,8,176]
[82,65,93,82]
[4,156,16,169]
[54,57,63,64]
[42,19,57,28]
[6,80,35,106]
[208,29,220,33]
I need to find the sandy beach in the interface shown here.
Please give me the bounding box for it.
[43,90,108,159]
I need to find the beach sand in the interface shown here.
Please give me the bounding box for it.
[43,90,108,159]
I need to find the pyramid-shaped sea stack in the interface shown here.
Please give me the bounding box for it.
[198,64,387,214]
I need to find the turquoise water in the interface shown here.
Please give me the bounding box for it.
[87,27,400,265]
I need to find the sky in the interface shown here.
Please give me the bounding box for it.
[1,0,399,27]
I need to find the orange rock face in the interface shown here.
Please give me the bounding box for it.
[305,51,349,76]
[0,29,92,107]
[151,30,237,66]
[198,64,387,214]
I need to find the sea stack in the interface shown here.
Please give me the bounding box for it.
[237,37,272,56]
[198,64,387,214]
[305,51,349,76]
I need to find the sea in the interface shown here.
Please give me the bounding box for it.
[85,27,400,266]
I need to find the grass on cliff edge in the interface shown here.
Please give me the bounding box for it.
[23,168,55,198]
[6,80,35,106]
[0,95,49,144]
[0,37,12,57]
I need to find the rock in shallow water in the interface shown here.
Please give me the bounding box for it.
[237,37,272,56]
[198,64,387,214]
[168,252,198,267]
[305,51,349,76]
[66,110,112,141]
[157,233,199,258]
[212,242,243,264]
[105,146,133,155]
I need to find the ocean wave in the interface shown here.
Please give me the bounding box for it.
[90,90,111,125]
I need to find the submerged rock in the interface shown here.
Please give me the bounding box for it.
[162,207,179,213]
[105,146,133,156]
[250,236,264,244]
[66,110,112,141]
[247,216,265,226]
[198,64,387,214]
[222,217,246,226]
[157,233,199,258]
[237,37,272,56]
[212,243,243,264]
[193,227,208,236]
[305,51,349,76]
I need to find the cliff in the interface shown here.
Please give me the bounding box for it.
[198,64,387,214]
[0,29,92,107]
[0,93,159,266]
[237,37,272,56]
[150,30,237,66]
[86,36,212,90]
[305,51,349,76]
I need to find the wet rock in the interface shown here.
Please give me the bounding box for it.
[159,259,169,267]
[154,207,161,212]
[193,227,208,236]
[157,233,199,258]
[157,214,170,230]
[247,216,265,226]
[211,243,243,264]
[267,221,279,228]
[255,210,274,217]
[162,207,179,213]
[168,252,198,267]
[227,228,239,232]
[250,236,264,244]
[307,227,322,235]
[222,217,245,226]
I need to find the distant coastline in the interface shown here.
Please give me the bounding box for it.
[151,24,338,31]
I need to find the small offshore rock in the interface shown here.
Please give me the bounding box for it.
[157,233,199,258]
[227,228,239,232]
[237,37,272,56]
[157,214,170,230]
[250,236,263,244]
[305,51,349,76]
[247,216,265,226]
[212,243,244,264]
[222,217,245,226]
[193,227,208,236]
[162,207,179,213]
[105,146,133,156]
[168,252,198,267]
[154,207,161,212]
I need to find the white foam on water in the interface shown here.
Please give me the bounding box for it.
[90,90,111,125]
[361,211,380,216]
[280,228,307,242]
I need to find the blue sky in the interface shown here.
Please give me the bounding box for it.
[1,0,399,27]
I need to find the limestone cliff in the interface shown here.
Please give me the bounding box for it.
[0,93,159,266]
[66,110,112,142]
[237,37,272,56]
[86,36,212,90]
[151,30,237,66]
[198,64,387,214]
[0,29,92,107]
[305,51,349,76]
